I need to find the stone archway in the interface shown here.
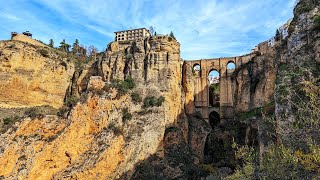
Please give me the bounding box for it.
[207,69,220,108]
[209,111,220,128]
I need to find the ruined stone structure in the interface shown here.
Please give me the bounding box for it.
[10,32,18,39]
[114,28,151,42]
[10,32,46,47]
[185,54,256,121]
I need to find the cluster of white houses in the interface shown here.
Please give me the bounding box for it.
[251,19,292,53]
[267,19,292,47]
[114,28,151,42]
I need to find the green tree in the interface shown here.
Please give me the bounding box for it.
[72,39,80,55]
[315,15,320,29]
[275,29,281,41]
[169,31,176,39]
[49,39,54,48]
[149,26,155,36]
[59,39,71,52]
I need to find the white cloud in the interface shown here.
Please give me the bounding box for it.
[0,0,294,59]
[0,13,20,21]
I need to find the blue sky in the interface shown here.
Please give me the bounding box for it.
[0,0,296,59]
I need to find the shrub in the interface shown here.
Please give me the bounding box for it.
[193,111,203,119]
[57,105,69,118]
[122,107,132,123]
[1,116,21,133]
[131,92,142,104]
[107,122,123,136]
[24,107,42,119]
[143,96,166,108]
[260,145,299,179]
[38,49,49,57]
[79,93,89,103]
[110,77,135,96]
[143,96,157,108]
[65,95,79,107]
[88,87,105,96]
[296,1,312,14]
[3,117,13,125]
[315,15,320,29]
[156,96,165,106]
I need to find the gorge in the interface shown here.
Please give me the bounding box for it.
[0,0,320,179]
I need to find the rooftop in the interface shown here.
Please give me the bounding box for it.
[114,28,149,34]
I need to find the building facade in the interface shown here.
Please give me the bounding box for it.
[278,19,292,40]
[114,28,151,42]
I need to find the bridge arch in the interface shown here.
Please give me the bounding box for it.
[185,57,241,120]
[208,69,220,108]
[209,111,220,128]
[227,61,236,73]
[193,63,201,77]
[193,63,201,71]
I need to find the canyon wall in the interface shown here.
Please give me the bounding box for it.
[0,1,319,178]
[0,40,74,110]
[0,35,186,179]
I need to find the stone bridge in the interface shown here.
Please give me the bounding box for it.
[184,54,256,122]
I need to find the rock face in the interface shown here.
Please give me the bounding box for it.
[100,35,182,126]
[232,48,276,113]
[0,40,74,110]
[12,34,47,47]
[0,1,319,178]
[275,2,320,149]
[0,36,186,179]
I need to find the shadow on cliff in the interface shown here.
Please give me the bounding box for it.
[118,86,259,180]
[119,98,210,180]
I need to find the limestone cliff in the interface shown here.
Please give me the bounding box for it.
[232,49,276,113]
[0,40,74,110]
[0,1,319,179]
[0,36,186,179]
[275,1,320,149]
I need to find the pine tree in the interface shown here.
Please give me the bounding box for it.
[59,39,70,52]
[49,39,54,48]
[275,29,281,41]
[72,39,80,55]
[149,26,154,36]
[169,31,176,39]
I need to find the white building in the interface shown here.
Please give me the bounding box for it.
[208,76,220,84]
[114,28,151,42]
[278,19,292,40]
[268,37,275,47]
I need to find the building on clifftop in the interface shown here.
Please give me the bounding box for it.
[114,28,151,42]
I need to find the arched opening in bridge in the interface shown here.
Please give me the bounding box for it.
[208,70,220,107]
[193,63,201,76]
[227,61,236,73]
[209,111,220,128]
